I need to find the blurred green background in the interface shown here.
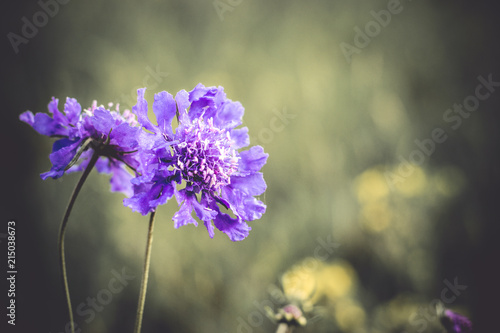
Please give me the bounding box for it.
[2,0,499,332]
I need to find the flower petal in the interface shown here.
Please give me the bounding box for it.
[149,181,175,208]
[221,187,266,221]
[175,89,190,124]
[172,191,198,228]
[441,309,473,333]
[63,98,82,125]
[48,97,69,127]
[91,107,115,135]
[192,195,218,238]
[41,138,83,179]
[237,146,268,176]
[231,127,250,149]
[153,91,176,138]
[94,156,111,173]
[123,184,155,215]
[132,88,156,132]
[229,173,267,196]
[187,84,228,122]
[109,122,139,149]
[108,162,135,197]
[213,211,251,242]
[19,111,35,126]
[215,100,244,129]
[33,113,68,137]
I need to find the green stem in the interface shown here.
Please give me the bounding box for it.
[58,151,99,333]
[134,211,157,333]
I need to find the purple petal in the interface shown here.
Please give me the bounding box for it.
[132,88,156,133]
[123,184,155,215]
[221,187,266,221]
[442,310,473,333]
[132,149,161,177]
[213,211,251,241]
[91,107,115,135]
[153,91,176,138]
[48,97,68,127]
[78,116,95,138]
[149,181,175,207]
[175,89,190,124]
[33,113,68,137]
[189,97,215,121]
[187,84,225,121]
[241,196,266,221]
[63,98,82,125]
[194,195,218,221]
[172,203,197,228]
[237,146,268,176]
[109,123,139,149]
[41,138,83,179]
[231,127,249,149]
[192,196,218,237]
[107,161,135,197]
[94,156,111,173]
[215,100,244,129]
[40,169,65,180]
[189,83,212,102]
[172,191,198,228]
[229,173,267,196]
[137,131,163,151]
[19,111,35,126]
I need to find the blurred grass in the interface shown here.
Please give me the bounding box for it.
[4,0,498,332]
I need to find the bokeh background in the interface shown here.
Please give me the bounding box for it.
[2,0,499,332]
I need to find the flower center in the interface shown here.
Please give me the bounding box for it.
[174,117,238,193]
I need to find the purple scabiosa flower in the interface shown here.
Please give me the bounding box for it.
[436,302,473,333]
[20,98,140,196]
[440,309,473,333]
[124,84,268,241]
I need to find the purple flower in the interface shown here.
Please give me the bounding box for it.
[439,308,473,333]
[124,84,268,241]
[20,98,140,196]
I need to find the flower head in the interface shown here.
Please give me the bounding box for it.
[20,98,140,196]
[436,302,473,333]
[124,84,268,241]
[440,309,473,333]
